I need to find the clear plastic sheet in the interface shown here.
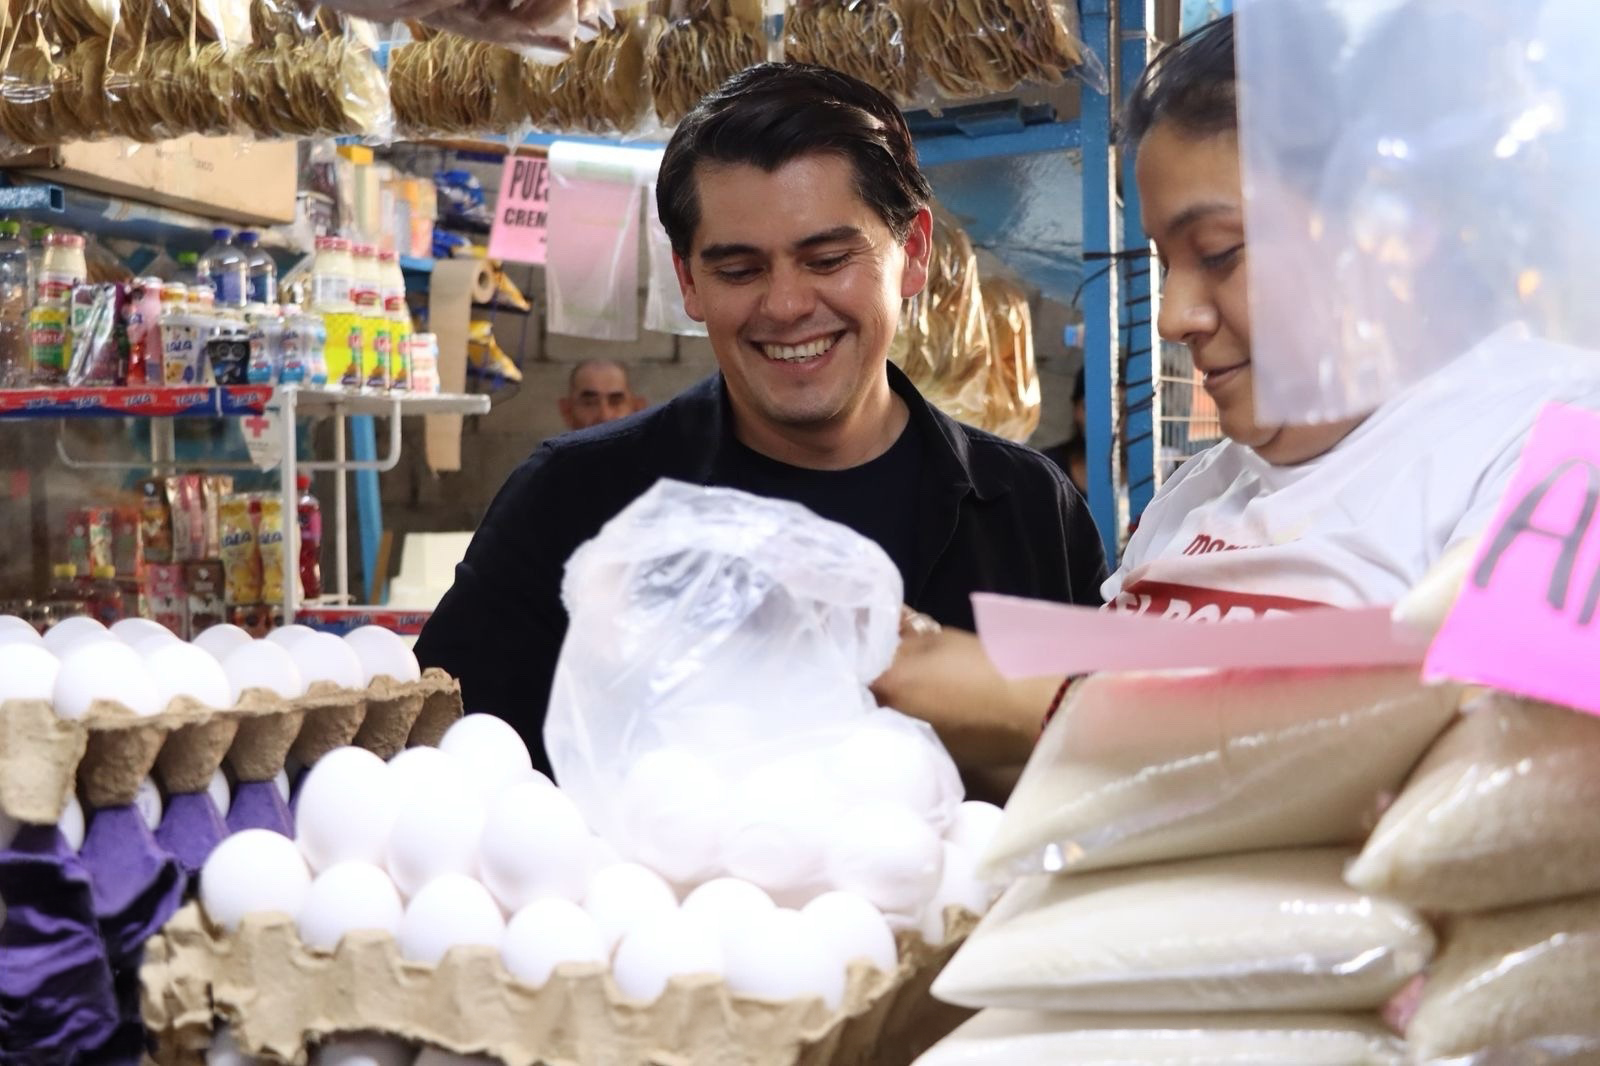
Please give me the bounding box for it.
[932,849,1434,1014]
[1347,692,1600,913]
[980,666,1461,880]
[545,480,963,907]
[1235,0,1600,424]
[909,0,1105,100]
[782,0,917,105]
[915,1009,1406,1066]
[1407,894,1600,1064]
[643,0,762,127]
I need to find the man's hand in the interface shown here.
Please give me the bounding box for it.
[871,611,1058,770]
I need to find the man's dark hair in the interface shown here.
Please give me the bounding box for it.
[568,358,630,392]
[656,63,933,259]
[1119,15,1236,149]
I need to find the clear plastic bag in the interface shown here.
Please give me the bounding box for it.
[1235,0,1600,424]
[980,666,1461,881]
[643,0,762,127]
[915,1009,1406,1066]
[1407,894,1600,1063]
[643,175,706,336]
[545,480,963,907]
[782,0,917,105]
[389,34,525,136]
[541,13,649,134]
[228,23,392,140]
[1347,692,1600,914]
[932,849,1434,1014]
[979,275,1040,443]
[891,208,993,429]
[908,0,1105,101]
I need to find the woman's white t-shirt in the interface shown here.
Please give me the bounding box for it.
[1104,329,1600,619]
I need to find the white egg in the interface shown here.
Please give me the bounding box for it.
[397,873,505,964]
[311,1035,416,1066]
[477,782,589,911]
[294,746,398,873]
[53,641,161,719]
[208,1025,266,1066]
[616,748,729,884]
[146,641,234,710]
[918,841,998,945]
[502,897,607,988]
[386,777,487,898]
[721,765,838,903]
[288,632,364,690]
[274,768,292,805]
[611,909,723,1004]
[386,746,482,801]
[725,907,845,1009]
[803,891,898,975]
[111,617,174,644]
[828,725,949,820]
[945,801,1004,856]
[582,862,680,954]
[582,834,622,882]
[825,801,943,920]
[0,805,17,850]
[680,878,777,933]
[134,776,164,831]
[132,632,181,658]
[296,861,405,951]
[42,616,111,655]
[200,828,312,932]
[413,1051,497,1066]
[437,715,532,796]
[223,640,306,702]
[0,614,40,641]
[59,793,84,851]
[208,769,232,818]
[343,626,421,686]
[193,623,254,662]
[0,642,59,702]
[265,624,319,649]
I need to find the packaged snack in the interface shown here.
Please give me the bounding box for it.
[219,494,262,605]
[83,506,114,575]
[202,476,234,560]
[206,321,251,385]
[160,313,208,385]
[142,563,188,638]
[139,478,174,565]
[185,561,227,637]
[66,509,92,577]
[166,475,206,563]
[256,493,289,606]
[112,506,141,576]
[66,283,127,386]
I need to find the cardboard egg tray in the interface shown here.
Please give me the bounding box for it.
[0,669,463,817]
[140,902,979,1066]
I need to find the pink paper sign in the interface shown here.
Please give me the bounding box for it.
[487,156,550,265]
[972,593,1428,679]
[1426,403,1600,713]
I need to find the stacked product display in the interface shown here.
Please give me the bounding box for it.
[915,624,1600,1060]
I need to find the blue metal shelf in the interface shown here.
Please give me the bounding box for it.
[0,176,302,253]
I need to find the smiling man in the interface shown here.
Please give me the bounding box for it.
[413,63,1106,772]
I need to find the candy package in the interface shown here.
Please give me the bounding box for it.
[66,284,127,386]
[218,494,261,605]
[138,478,173,565]
[165,474,205,563]
[255,493,288,605]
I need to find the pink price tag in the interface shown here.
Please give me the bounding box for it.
[1426,402,1600,713]
[487,155,550,265]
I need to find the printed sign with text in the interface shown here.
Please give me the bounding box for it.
[1426,402,1600,714]
[487,155,550,265]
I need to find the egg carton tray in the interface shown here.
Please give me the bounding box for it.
[0,669,463,820]
[141,901,979,1066]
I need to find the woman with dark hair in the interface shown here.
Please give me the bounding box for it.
[876,13,1600,775]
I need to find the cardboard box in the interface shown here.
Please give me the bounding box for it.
[7,135,298,226]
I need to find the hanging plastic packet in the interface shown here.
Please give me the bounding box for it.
[643,177,706,337]
[256,493,287,605]
[65,283,127,386]
[389,34,526,136]
[229,13,393,140]
[782,0,917,104]
[541,12,649,134]
[892,209,993,428]
[544,140,647,341]
[980,275,1040,442]
[643,0,763,127]
[911,0,1105,100]
[218,493,261,605]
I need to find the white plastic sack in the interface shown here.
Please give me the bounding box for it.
[980,666,1460,881]
[914,1009,1406,1066]
[546,480,964,908]
[933,849,1434,1014]
[1236,0,1600,423]
[1408,894,1600,1063]
[1348,692,1600,913]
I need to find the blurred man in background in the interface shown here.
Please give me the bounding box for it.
[559,359,646,430]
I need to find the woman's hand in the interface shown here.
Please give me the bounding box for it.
[871,610,1058,770]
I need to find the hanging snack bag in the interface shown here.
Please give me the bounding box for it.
[783,0,917,104]
[139,478,173,565]
[166,474,206,562]
[644,0,763,127]
[218,494,262,605]
[911,0,1103,100]
[256,493,289,606]
[201,475,233,560]
[185,561,226,637]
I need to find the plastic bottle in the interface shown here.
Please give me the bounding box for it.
[87,565,123,626]
[36,232,86,305]
[0,221,29,387]
[309,237,353,312]
[173,251,201,287]
[126,278,163,386]
[197,227,248,308]
[25,224,50,299]
[239,230,277,306]
[297,474,322,601]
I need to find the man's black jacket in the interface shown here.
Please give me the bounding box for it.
[414,365,1107,772]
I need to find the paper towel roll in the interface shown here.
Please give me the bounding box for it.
[548,141,664,186]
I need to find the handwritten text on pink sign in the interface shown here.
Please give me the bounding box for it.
[1426,403,1600,714]
[487,156,549,265]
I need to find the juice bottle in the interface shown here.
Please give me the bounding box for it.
[296,474,322,601]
